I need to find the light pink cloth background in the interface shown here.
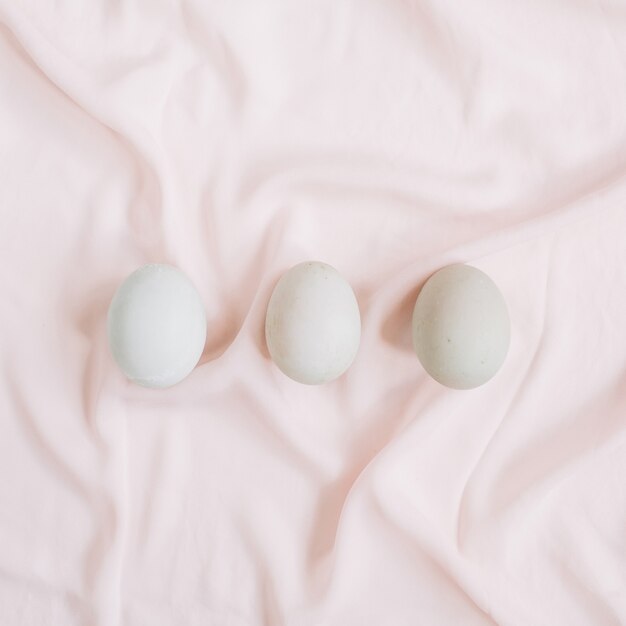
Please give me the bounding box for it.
[1,1,625,624]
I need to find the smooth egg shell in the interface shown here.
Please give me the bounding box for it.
[412,264,510,389]
[107,264,207,388]
[265,262,361,385]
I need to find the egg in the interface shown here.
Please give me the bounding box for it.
[265,262,361,384]
[412,264,510,389]
[107,264,207,388]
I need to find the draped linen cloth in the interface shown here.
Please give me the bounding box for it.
[0,1,625,624]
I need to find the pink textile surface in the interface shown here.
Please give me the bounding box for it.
[0,1,625,624]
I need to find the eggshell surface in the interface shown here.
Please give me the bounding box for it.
[265,262,361,385]
[107,264,207,388]
[412,264,510,389]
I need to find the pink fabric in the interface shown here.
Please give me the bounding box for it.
[1,1,625,624]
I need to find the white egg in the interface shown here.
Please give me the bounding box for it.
[412,264,510,389]
[107,264,207,388]
[265,262,361,385]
